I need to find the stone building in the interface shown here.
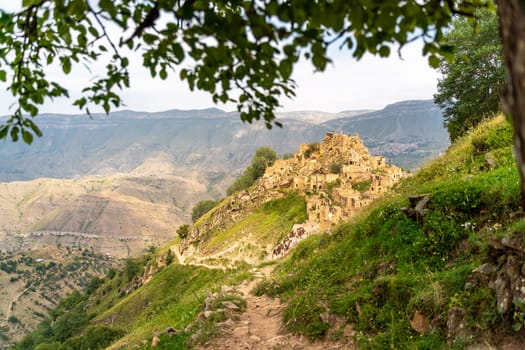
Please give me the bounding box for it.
[259,132,406,231]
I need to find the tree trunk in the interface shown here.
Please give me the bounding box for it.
[497,0,525,209]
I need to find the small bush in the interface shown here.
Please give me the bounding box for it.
[303,143,320,158]
[8,315,19,324]
[177,224,190,240]
[330,163,342,174]
[352,179,371,193]
[166,249,174,266]
[191,199,220,222]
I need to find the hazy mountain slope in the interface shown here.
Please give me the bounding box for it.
[0,101,446,185]
[323,100,450,169]
[0,173,203,258]
[276,109,372,124]
[0,110,327,186]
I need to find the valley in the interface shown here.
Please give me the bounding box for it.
[9,114,521,350]
[0,100,451,348]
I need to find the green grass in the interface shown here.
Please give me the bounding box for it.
[94,264,227,348]
[257,115,519,348]
[202,192,307,254]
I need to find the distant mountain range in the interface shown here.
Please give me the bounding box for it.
[0,100,448,185]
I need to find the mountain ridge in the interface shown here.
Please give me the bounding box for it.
[0,100,447,184]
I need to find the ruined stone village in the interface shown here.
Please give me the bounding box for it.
[258,132,406,257]
[181,132,406,259]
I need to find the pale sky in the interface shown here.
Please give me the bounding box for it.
[0,1,439,115]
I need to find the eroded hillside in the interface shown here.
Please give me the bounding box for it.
[0,246,115,348]
[0,168,209,258]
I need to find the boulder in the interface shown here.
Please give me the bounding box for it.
[410,311,430,334]
[151,336,160,347]
[446,307,470,343]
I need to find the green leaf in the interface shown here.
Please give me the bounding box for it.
[0,126,8,140]
[10,126,19,142]
[0,70,6,82]
[88,26,99,37]
[22,129,33,144]
[428,55,440,68]
[180,69,187,80]
[28,121,42,137]
[159,68,167,80]
[279,60,292,80]
[379,46,390,57]
[62,57,72,74]
[172,43,184,62]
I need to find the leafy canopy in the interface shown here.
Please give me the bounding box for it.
[191,199,220,223]
[227,146,277,195]
[0,0,490,142]
[434,8,505,141]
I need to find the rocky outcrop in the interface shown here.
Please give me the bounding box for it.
[261,133,406,231]
[271,223,320,259]
[401,194,431,223]
[466,232,525,315]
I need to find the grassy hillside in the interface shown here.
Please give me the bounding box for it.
[185,192,307,267]
[12,248,251,350]
[256,115,520,348]
[13,115,520,349]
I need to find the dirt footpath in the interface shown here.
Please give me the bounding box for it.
[199,267,355,350]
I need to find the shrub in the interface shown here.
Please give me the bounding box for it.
[8,316,19,324]
[124,258,142,283]
[166,249,174,266]
[177,224,190,240]
[191,199,220,222]
[303,143,320,158]
[330,163,342,174]
[227,147,277,195]
[352,179,371,193]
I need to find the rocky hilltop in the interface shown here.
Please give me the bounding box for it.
[261,132,405,231]
[181,132,405,259]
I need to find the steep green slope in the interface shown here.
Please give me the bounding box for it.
[12,192,308,350]
[184,192,307,267]
[13,116,516,350]
[256,115,520,348]
[12,250,248,350]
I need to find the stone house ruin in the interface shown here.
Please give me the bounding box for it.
[260,132,406,231]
